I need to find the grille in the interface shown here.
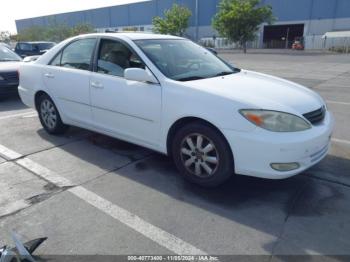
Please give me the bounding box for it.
[303,106,326,125]
[0,71,18,82]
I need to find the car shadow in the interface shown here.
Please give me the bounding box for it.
[38,128,350,256]
[0,94,28,112]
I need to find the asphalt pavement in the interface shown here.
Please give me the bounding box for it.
[0,51,349,260]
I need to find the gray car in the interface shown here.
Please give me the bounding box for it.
[0,46,22,97]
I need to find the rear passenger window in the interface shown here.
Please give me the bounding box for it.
[60,38,96,71]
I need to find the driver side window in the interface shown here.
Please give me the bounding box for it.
[97,39,145,78]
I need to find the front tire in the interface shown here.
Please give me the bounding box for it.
[172,122,234,187]
[37,94,68,135]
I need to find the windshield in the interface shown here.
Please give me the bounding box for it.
[134,39,239,81]
[0,46,21,62]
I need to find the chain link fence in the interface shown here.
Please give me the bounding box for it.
[199,37,260,49]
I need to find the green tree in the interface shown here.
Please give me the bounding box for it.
[71,23,94,36]
[152,4,192,36]
[17,22,94,42]
[212,0,275,53]
[17,26,44,41]
[0,31,11,43]
[44,22,72,42]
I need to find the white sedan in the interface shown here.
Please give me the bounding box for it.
[18,33,334,187]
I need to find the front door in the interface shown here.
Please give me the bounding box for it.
[90,38,162,148]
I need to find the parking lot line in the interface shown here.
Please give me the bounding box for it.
[0,144,22,160]
[326,100,350,106]
[332,138,350,146]
[0,143,206,255]
[0,111,36,121]
[21,113,38,118]
[16,158,74,188]
[70,186,207,255]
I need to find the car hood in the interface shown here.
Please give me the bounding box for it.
[183,70,324,115]
[0,62,21,72]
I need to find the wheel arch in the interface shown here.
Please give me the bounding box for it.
[34,90,68,134]
[166,116,233,160]
[34,90,49,111]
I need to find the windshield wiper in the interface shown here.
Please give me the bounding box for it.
[214,71,234,77]
[177,76,206,81]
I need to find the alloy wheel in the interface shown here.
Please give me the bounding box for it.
[180,133,219,178]
[40,99,57,130]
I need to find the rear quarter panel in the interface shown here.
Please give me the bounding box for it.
[18,63,46,108]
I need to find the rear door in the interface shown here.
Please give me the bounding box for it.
[42,38,97,126]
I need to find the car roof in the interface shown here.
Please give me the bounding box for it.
[77,32,184,41]
[18,41,55,44]
[35,33,185,65]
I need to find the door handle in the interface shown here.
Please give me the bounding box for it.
[91,81,104,89]
[44,73,54,79]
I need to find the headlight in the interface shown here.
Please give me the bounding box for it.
[240,109,311,132]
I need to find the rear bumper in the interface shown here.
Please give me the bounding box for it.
[18,85,35,108]
[221,111,334,179]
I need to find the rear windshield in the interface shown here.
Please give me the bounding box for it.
[17,43,33,51]
[37,43,55,50]
[17,42,55,51]
[0,46,21,61]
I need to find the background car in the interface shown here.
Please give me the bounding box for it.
[14,41,56,58]
[0,45,21,97]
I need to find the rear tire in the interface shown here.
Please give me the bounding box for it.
[37,94,68,135]
[172,121,234,187]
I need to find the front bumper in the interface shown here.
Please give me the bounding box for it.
[221,111,334,179]
[0,83,19,96]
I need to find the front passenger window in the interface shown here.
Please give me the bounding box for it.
[60,38,96,71]
[97,39,145,77]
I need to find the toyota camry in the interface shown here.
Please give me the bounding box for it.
[18,33,334,187]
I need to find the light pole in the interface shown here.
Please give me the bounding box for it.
[285,27,290,49]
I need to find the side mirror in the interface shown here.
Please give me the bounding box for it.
[124,68,158,84]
